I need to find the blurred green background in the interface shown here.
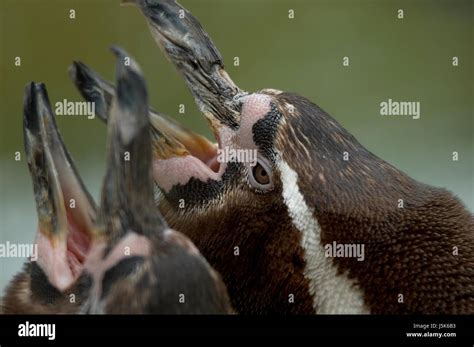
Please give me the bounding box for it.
[0,0,472,293]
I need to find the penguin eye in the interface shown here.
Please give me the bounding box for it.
[248,158,273,191]
[253,164,269,184]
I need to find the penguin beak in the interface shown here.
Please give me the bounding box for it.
[98,46,167,236]
[69,60,221,173]
[122,0,243,130]
[70,0,246,193]
[23,83,97,291]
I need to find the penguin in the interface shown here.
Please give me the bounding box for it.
[1,47,232,315]
[68,0,471,314]
[81,47,231,314]
[2,81,98,314]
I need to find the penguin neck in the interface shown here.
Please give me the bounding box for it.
[159,197,317,314]
[275,129,423,314]
[277,157,371,314]
[1,262,88,314]
[274,94,463,313]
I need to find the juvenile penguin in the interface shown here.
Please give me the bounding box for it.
[82,47,232,314]
[71,0,474,314]
[2,48,232,315]
[2,81,97,313]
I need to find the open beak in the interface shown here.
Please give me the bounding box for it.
[71,0,247,192]
[69,61,219,171]
[123,0,244,130]
[23,82,97,291]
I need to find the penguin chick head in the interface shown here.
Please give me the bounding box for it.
[80,47,232,314]
[3,48,232,314]
[1,82,97,314]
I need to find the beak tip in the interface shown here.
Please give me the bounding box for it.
[110,45,129,76]
[33,82,47,98]
[32,83,50,112]
[23,82,49,132]
[68,61,90,88]
[23,81,35,105]
[23,82,38,133]
[110,45,125,59]
[22,83,49,159]
[110,46,143,82]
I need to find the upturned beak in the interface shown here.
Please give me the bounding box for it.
[123,0,244,130]
[69,60,219,170]
[99,46,167,236]
[70,1,247,193]
[23,83,97,291]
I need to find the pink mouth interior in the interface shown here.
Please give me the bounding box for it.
[66,211,92,279]
[35,204,93,292]
[202,147,220,173]
[153,130,228,192]
[35,170,95,292]
[189,128,222,173]
[206,156,220,173]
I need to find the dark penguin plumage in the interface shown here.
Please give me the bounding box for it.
[24,0,470,315]
[89,0,470,314]
[1,47,232,315]
[272,93,474,314]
